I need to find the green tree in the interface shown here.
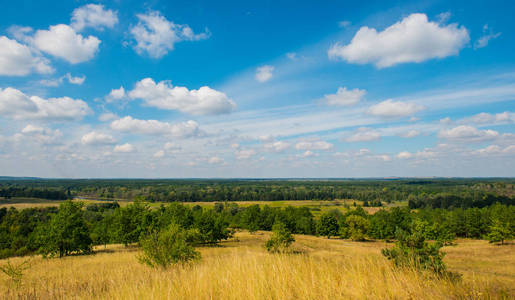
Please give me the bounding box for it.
[112,201,151,246]
[487,219,511,245]
[265,222,295,253]
[345,215,369,241]
[382,229,447,276]
[138,223,201,269]
[38,201,92,258]
[316,212,339,239]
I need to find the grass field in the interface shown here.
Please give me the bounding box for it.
[0,197,405,215]
[1,231,513,299]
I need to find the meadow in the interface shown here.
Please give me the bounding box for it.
[1,231,513,299]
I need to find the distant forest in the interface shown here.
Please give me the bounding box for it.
[1,178,514,209]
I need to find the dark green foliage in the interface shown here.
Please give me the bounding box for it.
[382,229,447,276]
[265,222,295,253]
[316,211,340,238]
[344,215,369,241]
[487,219,512,245]
[138,223,201,269]
[111,201,151,246]
[38,201,92,258]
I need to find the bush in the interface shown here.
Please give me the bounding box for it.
[265,222,295,253]
[381,229,448,276]
[345,215,369,241]
[138,223,201,269]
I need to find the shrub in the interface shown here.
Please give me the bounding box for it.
[265,222,295,253]
[382,229,448,276]
[345,215,369,241]
[138,223,201,269]
[487,219,512,245]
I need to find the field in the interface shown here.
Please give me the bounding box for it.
[1,231,513,299]
[0,197,404,215]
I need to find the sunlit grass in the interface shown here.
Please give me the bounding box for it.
[1,232,512,299]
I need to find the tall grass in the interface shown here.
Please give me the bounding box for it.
[1,232,512,299]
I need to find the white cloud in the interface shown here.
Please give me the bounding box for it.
[0,87,91,121]
[295,140,333,151]
[329,13,469,68]
[98,112,119,122]
[128,78,235,115]
[345,127,381,142]
[18,124,62,144]
[264,141,291,152]
[397,151,413,159]
[65,73,85,85]
[208,156,224,164]
[71,4,118,31]
[153,150,165,158]
[477,145,515,155]
[81,131,116,145]
[460,111,514,125]
[399,129,420,138]
[33,24,100,64]
[235,149,256,160]
[368,99,425,118]
[474,24,501,49]
[110,116,201,138]
[255,65,274,83]
[438,125,499,142]
[299,150,317,158]
[0,36,53,76]
[106,86,126,102]
[130,11,209,59]
[324,87,365,106]
[113,143,135,153]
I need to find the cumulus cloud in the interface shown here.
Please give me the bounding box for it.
[0,36,53,76]
[130,11,209,59]
[324,87,365,106]
[81,131,116,145]
[33,24,100,64]
[0,87,91,121]
[19,124,62,144]
[208,156,224,164]
[460,111,514,125]
[396,151,413,159]
[128,78,235,115]
[71,4,118,31]
[438,125,499,142]
[345,127,381,142]
[153,150,165,158]
[113,143,135,153]
[255,65,274,83]
[110,116,201,138]
[399,130,420,138]
[98,112,119,122]
[474,24,501,49]
[329,13,469,68]
[235,149,256,160]
[264,141,291,152]
[368,99,425,118]
[106,86,126,102]
[299,150,317,158]
[295,140,333,151]
[477,145,515,155]
[65,73,85,85]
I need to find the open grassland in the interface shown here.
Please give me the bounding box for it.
[1,232,513,299]
[1,197,404,214]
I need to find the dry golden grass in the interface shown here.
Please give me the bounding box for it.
[1,232,513,299]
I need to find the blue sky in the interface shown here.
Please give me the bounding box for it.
[0,0,514,178]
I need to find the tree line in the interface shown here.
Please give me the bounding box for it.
[1,179,514,208]
[0,200,513,259]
